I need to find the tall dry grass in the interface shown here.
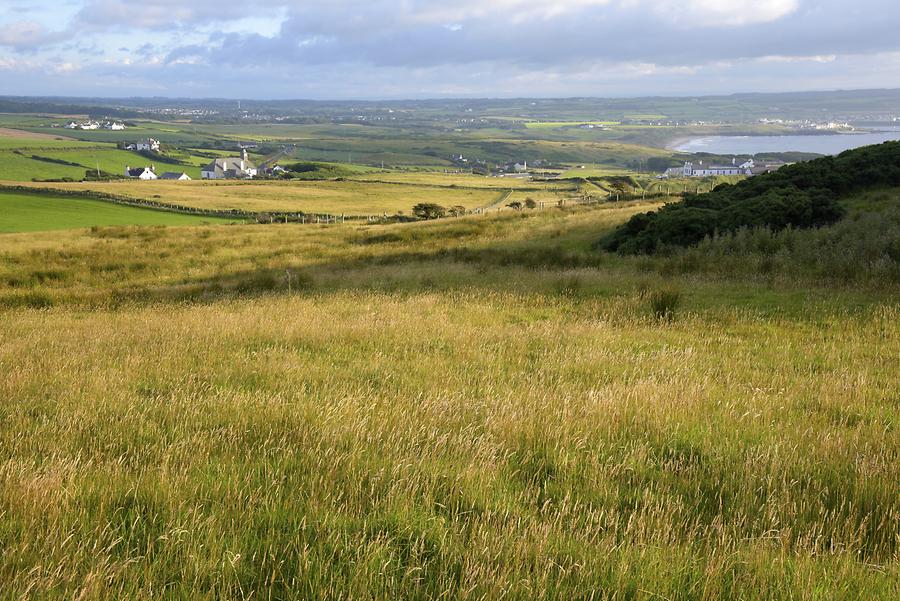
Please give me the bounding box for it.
[0,203,898,599]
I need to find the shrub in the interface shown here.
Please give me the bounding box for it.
[412,203,447,220]
[600,141,900,254]
[648,288,681,321]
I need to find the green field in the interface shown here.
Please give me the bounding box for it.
[0,131,267,182]
[0,191,238,232]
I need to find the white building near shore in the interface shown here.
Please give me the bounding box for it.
[682,160,747,177]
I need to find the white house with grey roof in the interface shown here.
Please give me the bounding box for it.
[124,166,158,180]
[159,172,192,180]
[201,149,257,179]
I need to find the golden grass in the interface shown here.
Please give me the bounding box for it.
[0,204,898,599]
[10,179,513,215]
[348,171,567,189]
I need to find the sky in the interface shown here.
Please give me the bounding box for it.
[0,0,899,100]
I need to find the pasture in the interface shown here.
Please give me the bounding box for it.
[0,135,208,181]
[0,203,897,599]
[0,191,238,233]
[13,179,525,215]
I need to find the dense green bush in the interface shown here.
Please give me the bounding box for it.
[654,195,900,284]
[412,203,447,220]
[601,141,900,254]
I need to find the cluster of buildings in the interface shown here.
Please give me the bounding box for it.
[757,118,853,131]
[661,158,787,179]
[122,149,259,181]
[62,120,126,130]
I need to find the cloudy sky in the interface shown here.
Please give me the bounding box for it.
[1,0,898,99]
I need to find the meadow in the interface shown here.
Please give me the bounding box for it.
[0,199,898,599]
[14,179,534,215]
[0,191,239,232]
[0,135,214,181]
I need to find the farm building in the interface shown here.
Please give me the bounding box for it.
[125,166,158,180]
[125,139,160,152]
[682,161,746,177]
[65,121,101,130]
[661,159,788,179]
[159,172,192,181]
[201,149,257,179]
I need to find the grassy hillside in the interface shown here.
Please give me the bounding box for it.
[0,191,239,232]
[0,136,209,181]
[602,142,900,253]
[0,202,897,599]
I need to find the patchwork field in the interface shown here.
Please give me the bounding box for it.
[0,135,207,181]
[0,191,239,233]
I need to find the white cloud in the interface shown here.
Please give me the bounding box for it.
[402,0,798,27]
[758,54,837,63]
[0,20,68,49]
[656,0,799,27]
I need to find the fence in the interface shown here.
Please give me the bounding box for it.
[2,183,674,227]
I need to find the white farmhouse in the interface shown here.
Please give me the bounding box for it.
[201,149,257,179]
[125,166,158,180]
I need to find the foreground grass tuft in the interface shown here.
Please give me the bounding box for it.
[648,287,682,321]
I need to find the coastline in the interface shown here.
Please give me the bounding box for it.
[664,136,695,151]
[667,128,900,155]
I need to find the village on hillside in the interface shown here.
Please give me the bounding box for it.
[121,142,264,181]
